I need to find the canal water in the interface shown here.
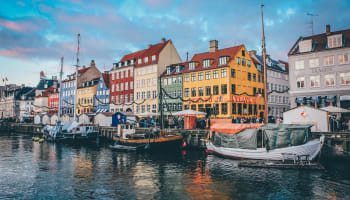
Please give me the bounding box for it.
[1,133,350,200]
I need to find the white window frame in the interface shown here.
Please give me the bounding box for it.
[310,75,320,88]
[295,60,304,70]
[325,74,335,87]
[309,58,319,68]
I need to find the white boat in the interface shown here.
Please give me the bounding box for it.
[206,123,324,161]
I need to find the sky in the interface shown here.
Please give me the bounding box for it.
[1,0,350,87]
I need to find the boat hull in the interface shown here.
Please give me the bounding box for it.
[206,137,324,161]
[113,135,183,152]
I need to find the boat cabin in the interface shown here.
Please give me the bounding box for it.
[116,123,136,139]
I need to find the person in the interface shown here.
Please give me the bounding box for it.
[207,118,211,129]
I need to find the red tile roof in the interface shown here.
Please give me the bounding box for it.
[102,73,110,89]
[119,40,169,68]
[183,45,243,73]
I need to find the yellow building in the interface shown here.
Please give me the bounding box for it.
[76,79,98,114]
[182,40,265,119]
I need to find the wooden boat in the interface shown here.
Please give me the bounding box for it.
[112,123,183,152]
[206,123,324,161]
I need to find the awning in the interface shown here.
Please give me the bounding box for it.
[320,106,350,113]
[172,109,206,116]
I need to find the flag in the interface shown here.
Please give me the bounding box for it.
[5,77,8,81]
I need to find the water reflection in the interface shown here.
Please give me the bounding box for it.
[0,133,350,200]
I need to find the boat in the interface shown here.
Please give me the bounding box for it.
[206,123,324,161]
[112,122,183,152]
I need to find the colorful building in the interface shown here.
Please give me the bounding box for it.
[94,72,110,112]
[160,62,187,115]
[76,79,99,114]
[109,59,135,113]
[133,38,182,115]
[48,88,59,114]
[182,40,265,119]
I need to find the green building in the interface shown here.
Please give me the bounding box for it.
[160,62,188,116]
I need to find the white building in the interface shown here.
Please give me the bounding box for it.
[94,112,113,127]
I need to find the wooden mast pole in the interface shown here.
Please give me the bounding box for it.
[73,33,80,122]
[261,4,268,124]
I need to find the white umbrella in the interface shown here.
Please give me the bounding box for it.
[320,106,350,113]
[137,111,160,117]
[172,109,207,116]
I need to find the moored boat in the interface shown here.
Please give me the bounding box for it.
[206,123,324,161]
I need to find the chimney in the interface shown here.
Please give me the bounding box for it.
[249,50,257,56]
[326,24,331,35]
[89,60,95,67]
[148,44,152,49]
[209,40,218,52]
[161,38,166,43]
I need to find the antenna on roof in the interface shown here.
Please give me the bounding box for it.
[186,52,189,61]
[307,13,318,36]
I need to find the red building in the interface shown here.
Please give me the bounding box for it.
[109,55,135,113]
[48,87,59,114]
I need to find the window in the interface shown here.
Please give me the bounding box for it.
[130,81,133,89]
[253,74,256,81]
[111,84,115,92]
[203,59,210,68]
[242,58,246,66]
[221,84,227,94]
[231,84,236,94]
[309,58,319,68]
[232,103,236,114]
[242,50,245,56]
[248,72,251,80]
[147,105,150,112]
[236,57,241,65]
[191,73,196,81]
[191,104,196,111]
[213,104,219,115]
[253,87,256,95]
[213,70,219,79]
[152,104,156,113]
[185,75,189,82]
[184,88,189,97]
[191,88,196,97]
[310,76,320,87]
[152,90,157,99]
[141,91,145,99]
[116,72,119,79]
[339,54,349,64]
[166,67,171,74]
[221,69,227,78]
[328,34,342,48]
[144,57,148,63]
[213,85,219,95]
[237,103,242,114]
[198,87,204,96]
[299,39,312,52]
[152,55,156,61]
[247,60,251,67]
[198,72,203,80]
[189,62,195,70]
[248,104,252,115]
[116,84,119,91]
[130,94,133,102]
[325,74,335,87]
[205,72,211,80]
[147,91,151,99]
[121,71,124,78]
[219,56,227,65]
[297,77,305,88]
[295,60,304,70]
[111,73,115,80]
[221,103,227,114]
[125,82,128,90]
[324,56,334,66]
[198,104,204,112]
[340,72,350,85]
[206,86,211,96]
[231,69,236,78]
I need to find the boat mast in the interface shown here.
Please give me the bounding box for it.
[261,4,268,124]
[159,76,164,132]
[58,56,64,120]
[73,33,80,122]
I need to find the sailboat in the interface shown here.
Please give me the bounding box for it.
[45,34,99,142]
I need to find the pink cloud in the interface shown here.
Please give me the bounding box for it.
[16,1,25,6]
[0,19,25,32]
[142,0,172,9]
[0,47,39,59]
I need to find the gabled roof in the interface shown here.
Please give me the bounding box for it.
[36,79,58,90]
[251,54,288,73]
[160,62,189,78]
[183,45,243,73]
[116,40,170,69]
[102,73,110,89]
[288,28,350,56]
[62,67,90,82]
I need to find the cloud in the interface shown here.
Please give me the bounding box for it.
[0,19,24,32]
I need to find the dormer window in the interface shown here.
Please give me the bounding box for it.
[166,67,171,75]
[299,39,312,53]
[203,59,210,68]
[119,62,122,67]
[152,55,156,61]
[189,62,195,70]
[176,65,180,73]
[144,57,149,63]
[328,34,342,48]
[113,63,117,68]
[219,56,228,65]
[131,59,135,65]
[124,61,128,66]
[138,58,142,64]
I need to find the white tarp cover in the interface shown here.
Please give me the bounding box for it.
[320,106,350,113]
[172,109,206,116]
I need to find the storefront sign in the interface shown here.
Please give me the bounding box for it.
[232,95,257,103]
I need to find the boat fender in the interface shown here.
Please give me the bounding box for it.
[182,141,187,149]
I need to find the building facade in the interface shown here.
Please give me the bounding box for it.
[250,51,290,119]
[76,79,98,114]
[48,88,59,114]
[109,61,134,113]
[132,38,181,115]
[94,72,110,112]
[182,40,265,119]
[288,25,350,110]
[18,88,35,122]
[160,63,187,115]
